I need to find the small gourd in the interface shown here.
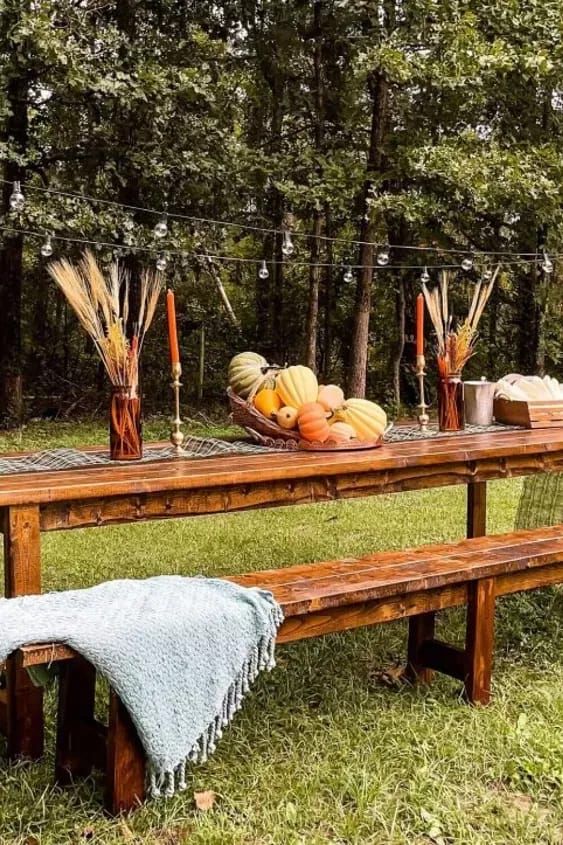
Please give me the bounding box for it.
[254,388,282,419]
[276,365,318,409]
[297,402,331,443]
[228,351,276,400]
[276,406,299,429]
[317,384,345,412]
[336,398,387,441]
[327,421,356,442]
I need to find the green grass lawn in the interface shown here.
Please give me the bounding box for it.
[1,421,563,844]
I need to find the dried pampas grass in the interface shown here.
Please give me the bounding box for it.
[48,250,162,392]
[422,266,499,376]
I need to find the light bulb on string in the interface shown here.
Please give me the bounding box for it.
[281,231,294,257]
[156,253,168,272]
[343,265,354,283]
[482,268,492,282]
[40,233,53,258]
[258,260,269,280]
[461,255,473,272]
[153,214,168,239]
[420,266,430,284]
[376,245,390,266]
[9,181,25,213]
[541,251,554,274]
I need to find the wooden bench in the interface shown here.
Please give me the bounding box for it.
[10,525,563,814]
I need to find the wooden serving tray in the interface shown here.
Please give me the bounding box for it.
[494,397,563,429]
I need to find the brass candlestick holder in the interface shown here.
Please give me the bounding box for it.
[416,353,429,431]
[170,361,185,453]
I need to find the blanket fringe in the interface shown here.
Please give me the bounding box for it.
[148,599,284,798]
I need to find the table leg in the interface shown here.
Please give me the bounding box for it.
[3,505,44,760]
[467,481,487,539]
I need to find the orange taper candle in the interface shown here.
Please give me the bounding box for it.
[166,288,180,366]
[416,292,424,357]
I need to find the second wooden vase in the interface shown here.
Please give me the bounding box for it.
[438,374,464,432]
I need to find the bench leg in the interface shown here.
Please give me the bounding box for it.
[465,577,495,705]
[106,690,145,815]
[4,505,44,760]
[56,656,100,784]
[406,612,435,684]
[6,651,44,761]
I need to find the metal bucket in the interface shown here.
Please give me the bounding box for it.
[464,379,496,426]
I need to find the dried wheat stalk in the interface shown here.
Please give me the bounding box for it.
[48,250,163,392]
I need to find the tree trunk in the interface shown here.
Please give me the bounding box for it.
[304,211,323,370]
[0,69,29,425]
[303,1,325,372]
[347,72,389,397]
[391,274,405,408]
[321,208,334,381]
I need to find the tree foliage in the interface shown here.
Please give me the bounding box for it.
[1,0,562,421]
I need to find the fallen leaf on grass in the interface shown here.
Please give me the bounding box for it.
[370,662,407,688]
[80,828,95,841]
[194,789,217,811]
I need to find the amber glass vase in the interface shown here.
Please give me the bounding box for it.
[109,386,142,460]
[437,373,464,432]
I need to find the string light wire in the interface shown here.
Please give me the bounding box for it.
[0,177,547,259]
[0,224,557,273]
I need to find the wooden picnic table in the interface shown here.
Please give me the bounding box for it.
[2,427,563,761]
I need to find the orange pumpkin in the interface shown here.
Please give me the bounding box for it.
[298,402,331,443]
[276,406,299,429]
[317,384,345,412]
[327,421,356,442]
[254,388,282,419]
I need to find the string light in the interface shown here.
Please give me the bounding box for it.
[541,251,554,274]
[9,180,25,213]
[3,223,559,274]
[420,266,430,284]
[1,178,555,261]
[258,260,269,280]
[461,255,473,271]
[343,265,354,283]
[156,253,167,271]
[376,245,390,266]
[281,231,294,257]
[482,268,492,282]
[153,214,168,239]
[40,233,53,258]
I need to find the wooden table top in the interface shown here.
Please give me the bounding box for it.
[0,427,562,508]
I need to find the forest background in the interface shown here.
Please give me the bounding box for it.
[1,0,563,426]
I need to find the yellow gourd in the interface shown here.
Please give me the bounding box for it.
[336,398,387,441]
[254,388,282,419]
[276,406,299,429]
[276,365,318,408]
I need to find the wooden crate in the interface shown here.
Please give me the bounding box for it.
[494,397,563,429]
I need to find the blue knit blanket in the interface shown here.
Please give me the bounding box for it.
[0,576,284,797]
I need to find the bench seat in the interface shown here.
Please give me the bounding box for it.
[18,524,563,667]
[7,524,563,814]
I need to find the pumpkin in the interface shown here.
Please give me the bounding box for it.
[297,402,331,443]
[327,421,356,443]
[276,406,299,429]
[254,388,282,419]
[336,398,387,441]
[228,351,276,399]
[317,384,345,412]
[276,365,318,409]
